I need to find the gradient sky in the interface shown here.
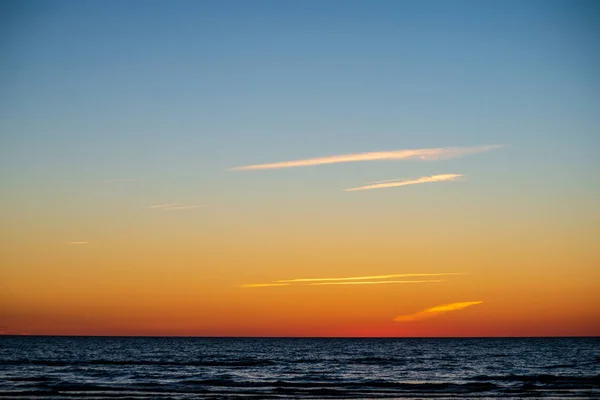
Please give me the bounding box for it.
[1,0,599,337]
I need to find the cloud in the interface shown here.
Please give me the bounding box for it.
[278,273,462,283]
[162,205,205,211]
[241,273,463,288]
[345,174,463,192]
[231,145,502,171]
[240,283,291,288]
[65,241,88,245]
[310,280,444,285]
[146,204,206,211]
[394,301,483,322]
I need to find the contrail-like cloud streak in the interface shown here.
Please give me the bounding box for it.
[310,280,444,286]
[162,205,205,211]
[345,174,462,192]
[394,301,483,322]
[278,273,462,283]
[231,145,502,171]
[240,283,291,288]
[241,273,464,288]
[147,204,179,209]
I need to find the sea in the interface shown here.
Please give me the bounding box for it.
[0,336,598,399]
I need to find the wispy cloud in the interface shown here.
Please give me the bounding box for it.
[146,204,206,211]
[278,273,462,283]
[394,301,483,322]
[65,241,88,245]
[241,273,463,288]
[162,205,205,211]
[147,204,179,209]
[310,280,444,286]
[240,283,291,288]
[231,145,502,171]
[345,174,463,192]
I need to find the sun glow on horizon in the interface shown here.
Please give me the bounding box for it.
[3,0,597,338]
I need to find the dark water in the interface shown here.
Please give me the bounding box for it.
[1,337,598,399]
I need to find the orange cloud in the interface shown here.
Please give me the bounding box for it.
[277,273,462,283]
[344,174,463,192]
[240,283,290,288]
[231,145,502,171]
[310,280,444,285]
[394,301,483,322]
[241,273,463,288]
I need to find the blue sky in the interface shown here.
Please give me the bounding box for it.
[2,0,598,218]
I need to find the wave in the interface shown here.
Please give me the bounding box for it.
[543,363,578,369]
[3,377,598,399]
[5,356,428,368]
[288,356,409,365]
[469,374,600,386]
[349,356,406,365]
[180,378,499,393]
[5,376,55,382]
[2,358,276,367]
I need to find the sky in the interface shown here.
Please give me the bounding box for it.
[1,0,599,337]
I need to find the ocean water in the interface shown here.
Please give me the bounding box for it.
[0,337,598,399]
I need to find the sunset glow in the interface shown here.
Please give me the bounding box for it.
[2,0,597,339]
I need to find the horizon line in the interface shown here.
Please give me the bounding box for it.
[2,334,597,339]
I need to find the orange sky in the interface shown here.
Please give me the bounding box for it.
[2,1,599,337]
[1,192,598,336]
